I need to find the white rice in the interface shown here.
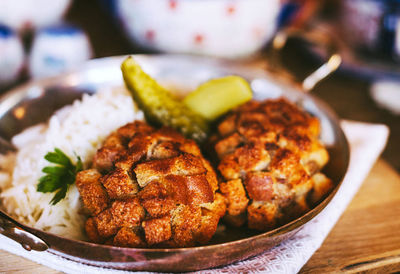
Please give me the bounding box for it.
[0,86,143,240]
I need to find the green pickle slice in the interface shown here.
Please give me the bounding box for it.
[183,75,253,120]
[121,57,209,142]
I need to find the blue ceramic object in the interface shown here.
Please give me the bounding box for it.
[29,24,92,78]
[0,25,24,85]
[341,0,400,59]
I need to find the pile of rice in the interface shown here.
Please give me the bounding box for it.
[0,87,143,240]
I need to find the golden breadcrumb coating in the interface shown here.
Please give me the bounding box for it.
[76,121,225,247]
[212,98,333,230]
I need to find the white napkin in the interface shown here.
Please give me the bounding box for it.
[0,120,389,274]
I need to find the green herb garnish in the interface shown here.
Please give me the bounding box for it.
[37,148,83,205]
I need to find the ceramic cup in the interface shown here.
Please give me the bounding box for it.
[29,25,92,79]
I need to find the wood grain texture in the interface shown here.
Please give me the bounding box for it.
[301,159,400,273]
[0,159,399,273]
[0,251,59,273]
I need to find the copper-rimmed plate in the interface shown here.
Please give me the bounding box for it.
[0,55,349,272]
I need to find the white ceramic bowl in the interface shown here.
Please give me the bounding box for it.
[0,0,71,31]
[116,0,281,58]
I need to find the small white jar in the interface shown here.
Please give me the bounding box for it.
[0,26,25,85]
[29,25,92,79]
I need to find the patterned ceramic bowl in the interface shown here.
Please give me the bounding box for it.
[115,0,282,58]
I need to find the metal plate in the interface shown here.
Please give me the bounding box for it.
[0,54,349,272]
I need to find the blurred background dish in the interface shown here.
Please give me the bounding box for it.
[0,0,71,31]
[339,0,400,63]
[289,0,400,78]
[114,0,281,58]
[0,0,91,83]
[0,25,25,86]
[29,25,92,79]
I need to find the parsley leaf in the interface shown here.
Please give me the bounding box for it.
[37,148,83,205]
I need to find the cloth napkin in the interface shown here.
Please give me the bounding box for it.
[0,120,389,274]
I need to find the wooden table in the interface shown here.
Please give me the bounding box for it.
[301,159,400,273]
[0,159,399,273]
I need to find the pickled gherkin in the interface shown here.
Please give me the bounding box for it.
[183,75,252,120]
[121,57,209,142]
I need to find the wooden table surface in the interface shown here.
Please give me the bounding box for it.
[0,158,399,273]
[301,159,400,273]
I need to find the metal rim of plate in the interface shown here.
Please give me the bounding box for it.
[0,54,350,272]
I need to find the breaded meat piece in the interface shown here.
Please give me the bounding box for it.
[211,98,332,231]
[77,121,224,247]
[142,215,172,246]
[113,226,145,247]
[134,153,206,187]
[101,168,139,199]
[75,169,109,215]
